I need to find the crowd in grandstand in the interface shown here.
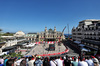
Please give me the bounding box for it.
[0,55,99,66]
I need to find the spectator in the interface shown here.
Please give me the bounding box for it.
[72,57,78,66]
[0,57,4,64]
[35,56,43,66]
[75,57,78,62]
[64,56,71,66]
[1,54,100,66]
[55,56,63,66]
[43,57,50,66]
[85,56,94,66]
[61,56,64,66]
[92,56,99,66]
[4,57,9,66]
[16,57,22,66]
[6,58,14,66]
[20,59,26,66]
[26,57,29,66]
[28,56,35,66]
[78,57,88,66]
[0,64,4,66]
[50,57,57,66]
[14,57,17,66]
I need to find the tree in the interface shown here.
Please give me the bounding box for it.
[0,29,2,42]
[0,29,2,32]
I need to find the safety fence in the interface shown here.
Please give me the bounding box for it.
[25,49,69,57]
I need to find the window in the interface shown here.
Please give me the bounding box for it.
[97,23,100,26]
[96,27,98,30]
[53,35,54,37]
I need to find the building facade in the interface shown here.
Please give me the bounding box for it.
[38,27,65,42]
[24,33,37,43]
[72,19,100,50]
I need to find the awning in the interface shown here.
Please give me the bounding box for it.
[74,41,81,44]
[2,46,16,50]
[82,39,100,46]
[15,43,26,46]
[78,44,85,47]
[81,48,89,52]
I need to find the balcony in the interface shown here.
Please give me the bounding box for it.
[98,28,100,31]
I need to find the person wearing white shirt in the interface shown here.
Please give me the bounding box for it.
[28,58,35,66]
[55,56,63,66]
[50,57,57,66]
[78,57,88,66]
[16,57,22,66]
[85,57,94,66]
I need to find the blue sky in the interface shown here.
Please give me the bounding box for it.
[0,0,100,34]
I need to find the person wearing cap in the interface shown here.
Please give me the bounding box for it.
[16,57,22,66]
[35,56,43,66]
[91,56,99,66]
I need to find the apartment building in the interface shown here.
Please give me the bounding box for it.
[72,19,100,50]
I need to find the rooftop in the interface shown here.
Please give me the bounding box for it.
[79,19,100,23]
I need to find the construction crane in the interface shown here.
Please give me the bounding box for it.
[59,26,66,42]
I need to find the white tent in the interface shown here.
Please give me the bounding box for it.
[0,52,7,56]
[24,43,36,47]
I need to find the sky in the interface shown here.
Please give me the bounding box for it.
[0,0,100,34]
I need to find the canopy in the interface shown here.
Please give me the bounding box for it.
[2,46,16,51]
[81,48,88,52]
[15,43,26,46]
[78,44,85,47]
[23,43,36,47]
[74,41,81,44]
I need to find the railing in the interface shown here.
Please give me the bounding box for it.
[17,39,26,42]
